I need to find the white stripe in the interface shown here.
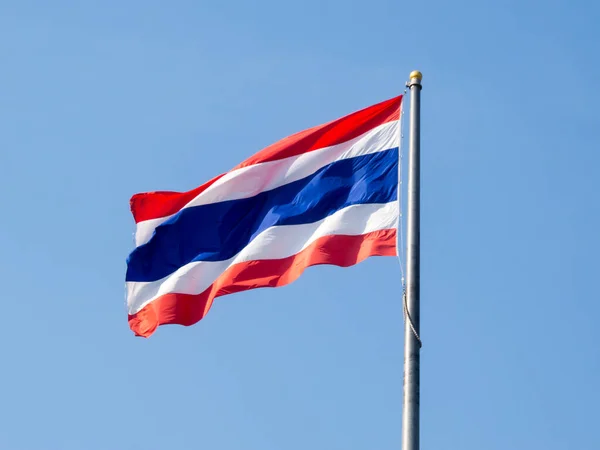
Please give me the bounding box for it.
[135,120,399,246]
[127,201,398,314]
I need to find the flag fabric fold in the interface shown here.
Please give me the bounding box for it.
[126,95,403,337]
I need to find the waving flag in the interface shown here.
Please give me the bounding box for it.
[126,95,403,337]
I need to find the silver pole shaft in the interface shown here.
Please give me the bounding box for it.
[402,70,422,450]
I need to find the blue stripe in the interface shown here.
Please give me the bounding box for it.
[126,148,398,282]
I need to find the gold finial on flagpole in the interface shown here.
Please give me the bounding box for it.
[409,70,423,81]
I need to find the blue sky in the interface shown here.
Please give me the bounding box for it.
[1,1,599,449]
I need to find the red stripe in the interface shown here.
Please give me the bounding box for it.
[129,173,226,225]
[231,95,402,169]
[128,228,397,337]
[129,96,402,224]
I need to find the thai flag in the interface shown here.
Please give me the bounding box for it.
[126,95,403,337]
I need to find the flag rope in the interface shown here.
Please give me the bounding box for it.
[398,90,407,285]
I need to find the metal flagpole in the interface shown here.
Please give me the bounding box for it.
[402,70,422,450]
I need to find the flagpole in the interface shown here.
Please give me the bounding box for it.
[402,70,422,450]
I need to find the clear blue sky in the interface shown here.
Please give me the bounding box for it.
[1,1,598,449]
